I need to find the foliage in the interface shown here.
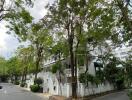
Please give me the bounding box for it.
[6,8,33,41]
[0,75,9,82]
[6,57,21,77]
[104,57,125,89]
[79,73,99,87]
[46,0,117,97]
[0,0,33,22]
[104,62,118,84]
[17,46,35,73]
[78,55,85,66]
[0,57,8,76]
[96,70,105,83]
[30,22,53,79]
[20,82,27,87]
[30,84,40,92]
[128,90,132,100]
[51,41,69,58]
[34,77,43,85]
[79,73,87,84]
[124,55,132,87]
[51,61,62,74]
[14,80,20,85]
[2,0,132,97]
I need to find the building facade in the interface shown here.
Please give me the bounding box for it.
[26,44,115,97]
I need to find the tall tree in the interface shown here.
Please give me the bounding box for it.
[29,22,53,79]
[7,1,53,80]
[16,45,34,83]
[6,57,21,82]
[46,0,115,98]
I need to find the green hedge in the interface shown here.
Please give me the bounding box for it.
[14,81,20,85]
[30,84,40,92]
[128,90,132,100]
[20,82,27,87]
[34,78,43,85]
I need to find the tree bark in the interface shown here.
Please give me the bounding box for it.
[34,42,43,80]
[69,36,77,98]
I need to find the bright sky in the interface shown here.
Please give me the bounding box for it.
[0,0,54,59]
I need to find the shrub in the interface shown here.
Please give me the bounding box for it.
[128,90,132,100]
[30,84,40,92]
[34,78,43,85]
[0,86,3,89]
[79,73,86,83]
[20,82,27,87]
[14,80,20,85]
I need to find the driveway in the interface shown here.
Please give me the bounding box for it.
[0,83,47,100]
[92,91,130,100]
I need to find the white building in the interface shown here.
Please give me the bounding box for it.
[112,45,132,61]
[26,44,114,97]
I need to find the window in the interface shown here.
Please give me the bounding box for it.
[53,86,56,91]
[94,62,103,72]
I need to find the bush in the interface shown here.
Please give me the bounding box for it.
[14,80,20,85]
[34,78,43,85]
[128,90,132,100]
[116,78,124,90]
[30,84,40,92]
[20,82,27,87]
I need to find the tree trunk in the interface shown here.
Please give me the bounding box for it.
[74,52,78,98]
[69,36,77,98]
[34,43,43,80]
[24,67,28,82]
[35,60,39,80]
[58,72,62,95]
[21,73,25,83]
[21,67,26,83]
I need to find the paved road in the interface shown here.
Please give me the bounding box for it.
[0,83,47,100]
[92,91,130,100]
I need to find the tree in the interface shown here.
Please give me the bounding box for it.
[104,56,124,89]
[7,6,53,80]
[114,0,132,43]
[46,0,116,98]
[124,55,132,87]
[0,0,33,22]
[0,56,9,82]
[6,57,21,82]
[79,72,100,95]
[29,22,53,79]
[16,45,35,83]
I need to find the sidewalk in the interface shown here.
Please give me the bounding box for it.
[37,93,52,99]
[49,95,71,100]
[15,85,50,99]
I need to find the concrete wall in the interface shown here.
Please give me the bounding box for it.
[25,69,114,97]
[78,82,114,97]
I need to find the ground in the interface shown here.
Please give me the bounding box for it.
[92,91,130,100]
[0,83,48,100]
[0,83,130,100]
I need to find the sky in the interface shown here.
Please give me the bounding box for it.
[0,0,54,59]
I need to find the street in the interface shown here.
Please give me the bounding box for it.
[0,83,47,100]
[92,91,130,100]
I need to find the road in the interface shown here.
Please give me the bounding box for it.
[0,83,47,100]
[92,91,130,100]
